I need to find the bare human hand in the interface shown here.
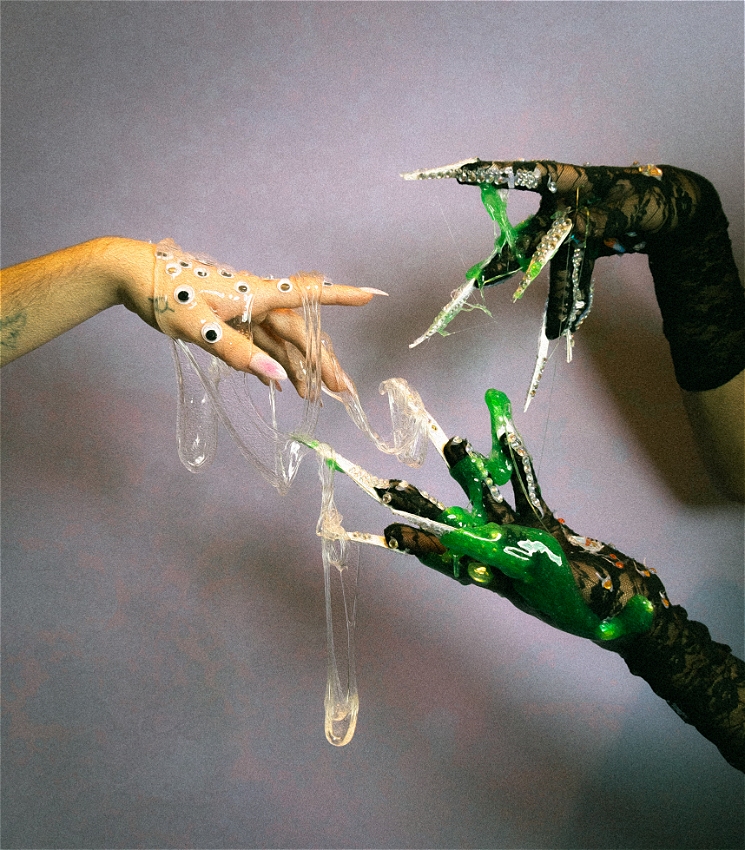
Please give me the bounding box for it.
[0,237,386,398]
[148,239,385,394]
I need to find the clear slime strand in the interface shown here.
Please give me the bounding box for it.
[317,452,359,746]
[171,339,219,472]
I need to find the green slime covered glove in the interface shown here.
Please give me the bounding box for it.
[386,389,655,642]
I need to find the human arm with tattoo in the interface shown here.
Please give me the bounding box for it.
[0,236,385,394]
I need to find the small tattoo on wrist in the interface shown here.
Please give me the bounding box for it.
[149,296,174,315]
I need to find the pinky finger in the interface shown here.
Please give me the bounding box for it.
[250,323,312,397]
[185,318,290,384]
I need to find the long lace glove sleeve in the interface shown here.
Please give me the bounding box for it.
[617,601,745,772]
[516,163,745,391]
[645,175,745,390]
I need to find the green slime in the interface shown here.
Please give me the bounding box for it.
[432,389,654,642]
[466,185,532,285]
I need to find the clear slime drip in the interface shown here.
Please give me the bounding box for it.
[323,536,359,746]
[170,339,219,472]
[317,451,359,746]
[326,376,443,467]
[163,249,448,746]
[169,280,324,492]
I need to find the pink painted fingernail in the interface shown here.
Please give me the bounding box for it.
[360,287,389,296]
[250,352,288,381]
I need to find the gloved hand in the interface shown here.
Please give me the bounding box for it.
[379,388,669,643]
[404,160,745,391]
[302,385,743,770]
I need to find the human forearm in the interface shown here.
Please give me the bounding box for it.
[682,373,745,503]
[1,237,383,390]
[0,236,154,365]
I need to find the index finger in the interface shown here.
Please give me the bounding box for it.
[402,158,543,188]
[402,158,584,197]
[223,272,386,322]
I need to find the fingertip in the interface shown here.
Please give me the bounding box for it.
[289,376,307,398]
[359,287,389,297]
[319,285,383,306]
[248,351,289,383]
[322,363,352,395]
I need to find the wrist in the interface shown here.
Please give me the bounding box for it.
[614,603,745,771]
[96,236,156,312]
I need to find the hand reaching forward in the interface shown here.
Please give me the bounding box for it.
[376,387,744,769]
[1,236,385,395]
[404,158,719,340]
[380,388,669,643]
[147,238,385,394]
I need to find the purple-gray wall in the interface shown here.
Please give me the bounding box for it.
[2,2,743,847]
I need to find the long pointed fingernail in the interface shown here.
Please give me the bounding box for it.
[401,158,479,180]
[360,287,389,296]
[250,353,288,381]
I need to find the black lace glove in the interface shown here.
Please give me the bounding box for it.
[380,398,745,771]
[405,160,745,391]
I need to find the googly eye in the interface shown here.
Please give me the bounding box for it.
[235,282,250,293]
[174,284,195,304]
[219,269,235,278]
[194,267,209,278]
[201,322,222,344]
[179,260,192,269]
[155,250,172,260]
[277,278,293,293]
[165,262,181,277]
[323,279,334,286]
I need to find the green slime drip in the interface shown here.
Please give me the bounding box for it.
[466,185,532,285]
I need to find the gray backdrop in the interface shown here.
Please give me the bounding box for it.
[2,2,743,848]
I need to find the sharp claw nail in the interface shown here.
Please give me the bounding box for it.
[401,158,480,180]
[360,287,389,296]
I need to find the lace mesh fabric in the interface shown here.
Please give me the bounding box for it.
[647,176,745,391]
[465,162,745,390]
[383,435,745,772]
[543,506,744,773]
[618,601,745,773]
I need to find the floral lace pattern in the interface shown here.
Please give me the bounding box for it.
[458,162,745,390]
[384,430,745,772]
